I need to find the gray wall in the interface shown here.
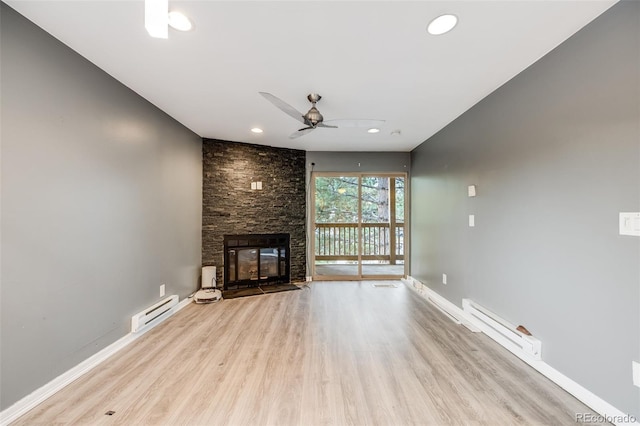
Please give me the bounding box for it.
[0,3,202,410]
[202,139,306,284]
[411,1,639,418]
[306,151,410,174]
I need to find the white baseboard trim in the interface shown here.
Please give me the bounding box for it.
[403,276,638,426]
[533,362,639,426]
[402,276,479,332]
[176,295,194,311]
[0,295,193,426]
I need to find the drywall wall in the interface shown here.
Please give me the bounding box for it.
[306,151,410,174]
[411,1,639,418]
[0,3,202,409]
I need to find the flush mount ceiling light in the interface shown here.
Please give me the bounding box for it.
[427,14,458,35]
[367,128,380,134]
[168,11,192,32]
[251,128,263,134]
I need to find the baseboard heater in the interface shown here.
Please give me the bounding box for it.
[462,299,542,360]
[131,295,178,333]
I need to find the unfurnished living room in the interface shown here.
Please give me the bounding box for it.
[1,1,639,425]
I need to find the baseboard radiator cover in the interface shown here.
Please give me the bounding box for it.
[462,298,542,360]
[402,279,636,426]
[131,295,178,333]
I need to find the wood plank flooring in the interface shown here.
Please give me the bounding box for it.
[12,281,605,425]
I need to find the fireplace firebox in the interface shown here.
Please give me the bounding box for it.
[223,234,290,290]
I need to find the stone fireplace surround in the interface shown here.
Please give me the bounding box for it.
[202,139,306,286]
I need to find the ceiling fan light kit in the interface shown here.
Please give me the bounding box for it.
[259,92,385,139]
[302,93,324,127]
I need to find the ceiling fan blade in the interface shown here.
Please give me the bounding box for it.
[323,119,386,128]
[259,92,305,124]
[317,123,338,129]
[290,127,316,139]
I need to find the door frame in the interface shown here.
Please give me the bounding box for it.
[310,172,408,281]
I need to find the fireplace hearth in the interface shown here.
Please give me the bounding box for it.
[223,234,290,290]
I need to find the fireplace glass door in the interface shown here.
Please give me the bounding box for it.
[224,234,290,289]
[237,249,258,281]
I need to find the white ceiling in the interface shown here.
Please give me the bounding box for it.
[7,0,617,152]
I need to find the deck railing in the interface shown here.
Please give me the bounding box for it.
[315,222,404,263]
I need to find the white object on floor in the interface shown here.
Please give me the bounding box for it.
[202,266,217,288]
[195,265,221,303]
[194,288,222,304]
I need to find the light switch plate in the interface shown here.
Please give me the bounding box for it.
[633,361,640,387]
[442,273,447,285]
[160,284,165,297]
[469,215,475,227]
[257,181,263,190]
[251,182,257,190]
[468,185,477,197]
[619,212,640,236]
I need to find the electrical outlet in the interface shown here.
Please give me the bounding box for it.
[633,361,640,387]
[442,273,447,285]
[160,284,165,297]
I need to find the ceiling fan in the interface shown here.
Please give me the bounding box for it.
[259,92,385,139]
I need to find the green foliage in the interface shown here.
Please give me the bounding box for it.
[315,176,405,223]
[314,176,405,259]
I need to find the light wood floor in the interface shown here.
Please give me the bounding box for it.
[13,281,605,425]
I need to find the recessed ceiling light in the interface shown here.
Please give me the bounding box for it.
[251,128,263,134]
[367,128,380,134]
[168,11,193,32]
[427,14,458,35]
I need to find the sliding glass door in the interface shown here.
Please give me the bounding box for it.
[314,176,360,277]
[360,176,405,277]
[312,173,406,280]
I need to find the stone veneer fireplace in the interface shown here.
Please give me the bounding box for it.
[202,139,306,286]
[223,234,290,290]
